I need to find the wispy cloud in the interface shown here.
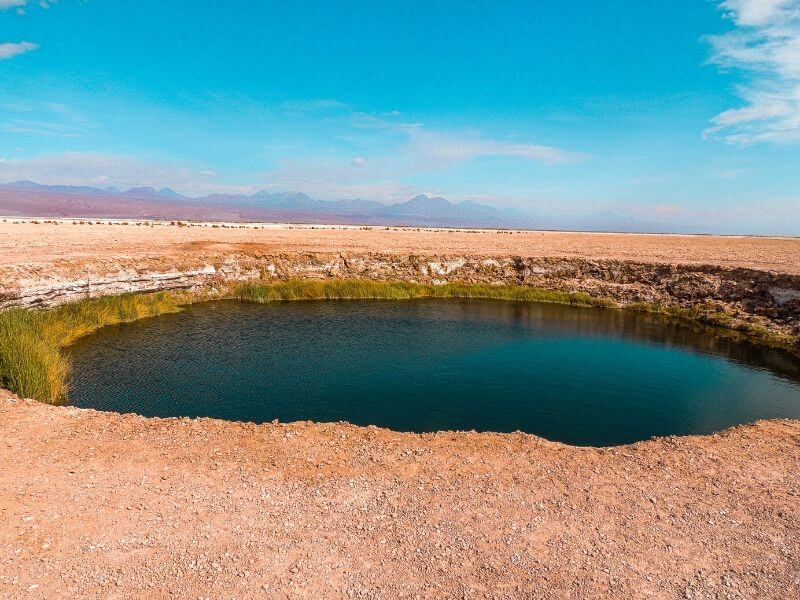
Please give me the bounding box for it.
[0,0,27,10]
[344,112,582,166]
[706,0,800,144]
[616,198,800,235]
[405,129,585,169]
[259,155,422,203]
[0,101,94,137]
[256,109,584,200]
[0,41,39,60]
[259,120,583,202]
[279,99,350,114]
[0,0,55,14]
[348,111,422,131]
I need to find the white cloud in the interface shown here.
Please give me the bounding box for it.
[405,129,584,168]
[0,0,27,10]
[720,0,795,26]
[258,124,583,202]
[0,41,39,59]
[348,112,422,132]
[0,0,56,11]
[257,155,417,202]
[279,99,350,114]
[616,198,800,235]
[1,1,55,16]
[343,112,582,166]
[254,108,584,201]
[706,0,800,143]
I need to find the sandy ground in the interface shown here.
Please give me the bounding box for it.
[2,219,800,273]
[1,393,798,599]
[2,221,800,597]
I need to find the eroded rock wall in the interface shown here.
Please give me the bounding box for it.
[2,252,799,338]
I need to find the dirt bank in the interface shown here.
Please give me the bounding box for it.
[2,222,800,346]
[1,392,798,598]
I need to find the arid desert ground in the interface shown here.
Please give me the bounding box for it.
[1,221,799,598]
[2,219,800,272]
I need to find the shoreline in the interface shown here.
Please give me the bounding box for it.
[2,390,798,597]
[5,387,800,450]
[3,280,798,406]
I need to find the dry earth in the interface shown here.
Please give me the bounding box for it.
[1,393,799,599]
[2,219,800,272]
[1,221,800,598]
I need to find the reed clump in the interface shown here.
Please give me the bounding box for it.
[0,292,183,403]
[234,279,618,308]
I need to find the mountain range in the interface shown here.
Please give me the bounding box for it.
[0,180,680,233]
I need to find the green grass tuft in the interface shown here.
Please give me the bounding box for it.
[234,279,618,308]
[0,292,183,403]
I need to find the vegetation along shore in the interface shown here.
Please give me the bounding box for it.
[2,278,798,406]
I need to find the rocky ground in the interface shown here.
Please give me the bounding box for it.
[1,392,798,598]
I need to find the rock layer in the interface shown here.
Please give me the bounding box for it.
[2,251,799,341]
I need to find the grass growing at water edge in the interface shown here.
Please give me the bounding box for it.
[0,292,184,403]
[1,279,796,405]
[0,281,615,404]
[626,301,799,354]
[234,279,618,307]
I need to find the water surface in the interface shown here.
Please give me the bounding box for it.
[67,299,800,446]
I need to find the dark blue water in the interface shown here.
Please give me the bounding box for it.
[66,299,800,446]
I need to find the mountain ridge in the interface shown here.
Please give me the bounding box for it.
[0,181,526,226]
[0,180,678,233]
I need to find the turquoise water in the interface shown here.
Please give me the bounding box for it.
[66,299,800,446]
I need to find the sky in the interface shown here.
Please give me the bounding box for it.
[1,0,799,234]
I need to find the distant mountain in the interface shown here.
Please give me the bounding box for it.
[383,195,513,224]
[0,180,701,233]
[386,194,459,219]
[1,180,119,196]
[157,187,186,199]
[119,187,165,199]
[0,181,186,200]
[0,181,528,227]
[118,186,188,200]
[1,182,523,226]
[330,198,387,215]
[245,191,325,211]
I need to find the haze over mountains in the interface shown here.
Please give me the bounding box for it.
[0,180,678,233]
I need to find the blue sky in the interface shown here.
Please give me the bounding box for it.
[1,0,799,233]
